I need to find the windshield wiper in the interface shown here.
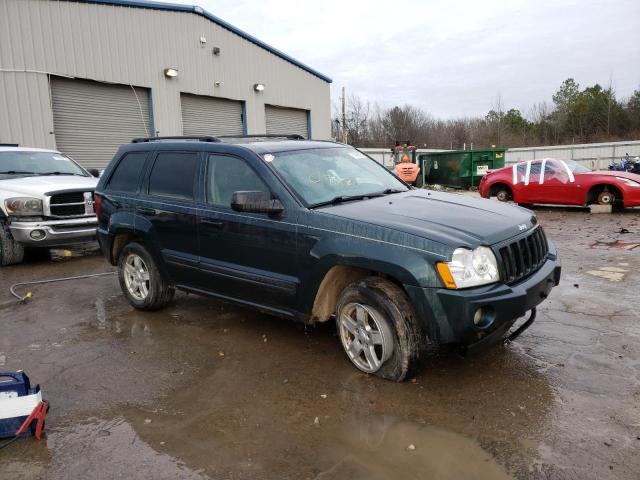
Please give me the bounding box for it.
[40,171,84,176]
[0,170,37,175]
[379,188,406,194]
[310,193,386,209]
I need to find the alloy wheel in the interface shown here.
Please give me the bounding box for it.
[338,302,394,373]
[123,253,150,300]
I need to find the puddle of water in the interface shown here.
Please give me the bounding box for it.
[317,417,512,480]
[42,417,207,479]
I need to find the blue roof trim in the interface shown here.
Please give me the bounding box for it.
[77,0,333,83]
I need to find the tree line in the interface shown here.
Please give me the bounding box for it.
[332,78,640,149]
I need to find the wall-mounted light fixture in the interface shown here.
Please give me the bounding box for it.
[164,68,178,78]
[199,35,207,46]
[254,83,265,92]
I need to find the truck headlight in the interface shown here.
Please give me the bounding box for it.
[4,197,43,216]
[437,246,499,289]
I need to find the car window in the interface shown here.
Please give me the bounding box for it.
[207,154,269,206]
[529,162,542,176]
[148,152,198,200]
[107,152,147,192]
[544,160,570,183]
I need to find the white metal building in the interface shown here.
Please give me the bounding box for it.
[0,0,332,168]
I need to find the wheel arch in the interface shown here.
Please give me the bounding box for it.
[585,183,623,206]
[309,261,418,323]
[489,182,513,198]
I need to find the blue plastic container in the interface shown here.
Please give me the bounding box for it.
[0,371,41,438]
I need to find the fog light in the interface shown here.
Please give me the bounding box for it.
[30,229,46,240]
[473,306,495,328]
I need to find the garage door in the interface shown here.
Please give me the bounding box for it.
[265,105,309,139]
[181,94,244,137]
[50,77,151,169]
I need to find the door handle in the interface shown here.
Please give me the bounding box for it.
[200,219,224,228]
[138,207,156,216]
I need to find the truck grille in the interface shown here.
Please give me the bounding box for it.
[498,227,549,284]
[49,191,94,217]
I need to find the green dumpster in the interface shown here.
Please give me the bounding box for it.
[417,149,506,188]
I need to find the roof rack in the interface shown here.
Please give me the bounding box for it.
[131,136,221,143]
[217,134,305,140]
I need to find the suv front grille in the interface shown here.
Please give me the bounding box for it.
[49,191,93,217]
[498,227,549,284]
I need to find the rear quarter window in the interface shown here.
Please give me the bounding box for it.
[107,152,147,193]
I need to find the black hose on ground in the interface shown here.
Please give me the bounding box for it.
[9,272,117,302]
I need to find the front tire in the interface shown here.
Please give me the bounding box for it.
[118,242,174,311]
[0,221,25,266]
[336,277,437,381]
[597,191,614,205]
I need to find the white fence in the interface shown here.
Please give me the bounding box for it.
[359,140,640,171]
[504,140,640,170]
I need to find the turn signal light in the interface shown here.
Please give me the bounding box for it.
[436,262,457,289]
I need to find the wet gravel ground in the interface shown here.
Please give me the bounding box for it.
[0,205,639,479]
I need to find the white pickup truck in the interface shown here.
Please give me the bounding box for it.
[0,146,99,266]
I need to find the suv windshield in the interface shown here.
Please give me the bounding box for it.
[266,147,408,206]
[0,151,88,180]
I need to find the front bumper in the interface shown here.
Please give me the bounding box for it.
[9,217,98,247]
[405,243,561,351]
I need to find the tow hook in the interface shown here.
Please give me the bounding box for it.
[506,308,537,342]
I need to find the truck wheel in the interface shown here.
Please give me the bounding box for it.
[0,221,25,266]
[118,242,174,311]
[335,277,436,381]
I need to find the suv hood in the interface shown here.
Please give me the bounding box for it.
[0,175,97,197]
[319,189,536,247]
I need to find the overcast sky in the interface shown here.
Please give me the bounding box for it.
[170,0,640,119]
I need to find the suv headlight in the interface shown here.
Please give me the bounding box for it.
[437,246,499,289]
[4,197,43,216]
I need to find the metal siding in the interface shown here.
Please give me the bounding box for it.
[180,93,243,136]
[0,0,332,148]
[50,76,151,168]
[265,105,309,138]
[0,71,55,148]
[505,140,640,170]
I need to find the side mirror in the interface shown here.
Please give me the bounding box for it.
[231,191,284,215]
[88,168,100,178]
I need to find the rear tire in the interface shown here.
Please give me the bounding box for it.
[118,242,174,311]
[336,277,437,381]
[495,188,512,202]
[0,221,25,266]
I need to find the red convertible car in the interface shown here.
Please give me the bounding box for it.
[479,158,640,208]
